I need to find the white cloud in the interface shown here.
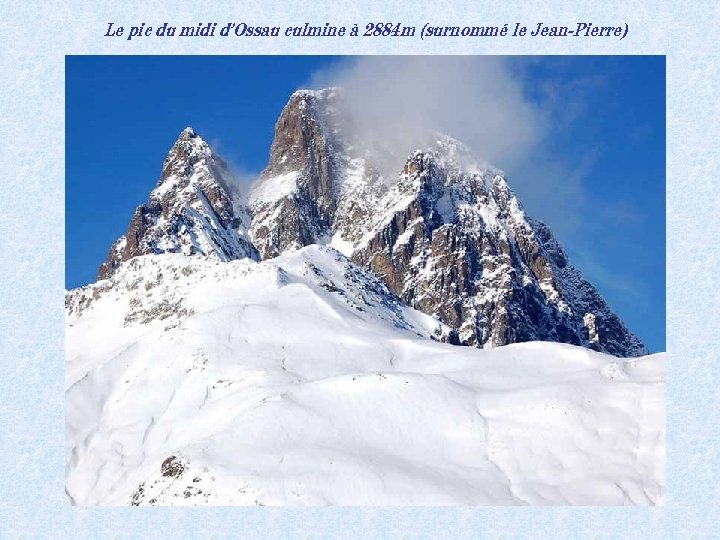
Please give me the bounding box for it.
[307,56,547,176]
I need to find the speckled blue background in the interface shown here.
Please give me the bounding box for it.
[1,0,717,537]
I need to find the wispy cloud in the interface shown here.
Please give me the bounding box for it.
[306,56,547,177]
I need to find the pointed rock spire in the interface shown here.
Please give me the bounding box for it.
[97,128,258,280]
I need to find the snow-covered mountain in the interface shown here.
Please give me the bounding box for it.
[67,87,664,506]
[97,89,645,357]
[67,245,665,506]
[98,127,257,280]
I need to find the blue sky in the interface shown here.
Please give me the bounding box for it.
[66,55,665,351]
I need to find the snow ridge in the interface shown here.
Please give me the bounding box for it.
[67,245,665,506]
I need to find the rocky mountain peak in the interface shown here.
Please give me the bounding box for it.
[263,88,343,176]
[248,88,350,258]
[246,88,647,356]
[97,128,258,280]
[156,127,222,187]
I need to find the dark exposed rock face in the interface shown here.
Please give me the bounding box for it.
[98,128,258,280]
[95,89,647,357]
[249,90,342,258]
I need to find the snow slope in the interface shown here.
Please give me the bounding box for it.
[66,246,665,506]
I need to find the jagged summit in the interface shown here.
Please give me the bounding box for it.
[97,128,258,280]
[94,90,646,357]
[246,88,647,356]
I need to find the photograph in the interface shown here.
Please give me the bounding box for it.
[64,55,666,506]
